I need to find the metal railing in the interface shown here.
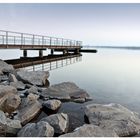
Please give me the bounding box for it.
[0,30,82,48]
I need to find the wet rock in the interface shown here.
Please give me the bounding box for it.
[43,99,61,111]
[58,102,86,132]
[85,103,140,137]
[41,82,91,102]
[17,70,49,86]
[27,86,38,94]
[41,113,69,134]
[5,94,21,114]
[17,121,54,137]
[15,99,42,125]
[0,85,17,112]
[73,98,86,103]
[60,124,118,137]
[0,110,22,136]
[0,60,14,73]
[9,73,18,83]
[10,81,26,90]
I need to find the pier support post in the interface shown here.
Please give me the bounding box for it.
[23,50,27,57]
[63,49,68,55]
[51,49,54,55]
[39,50,43,57]
[75,49,80,54]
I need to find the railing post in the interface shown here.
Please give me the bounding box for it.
[2,35,4,44]
[21,33,23,45]
[6,31,8,48]
[62,39,63,46]
[32,35,35,46]
[42,36,44,46]
[50,37,52,46]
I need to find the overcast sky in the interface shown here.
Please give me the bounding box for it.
[0,3,140,46]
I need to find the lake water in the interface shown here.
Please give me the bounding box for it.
[1,48,140,114]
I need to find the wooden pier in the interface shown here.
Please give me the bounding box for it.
[0,30,82,57]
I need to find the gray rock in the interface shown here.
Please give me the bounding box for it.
[0,60,14,73]
[85,103,140,137]
[0,85,17,112]
[41,82,91,102]
[0,110,22,136]
[27,93,39,102]
[60,124,118,137]
[5,94,21,114]
[10,81,26,90]
[15,100,42,125]
[6,118,22,136]
[17,70,49,86]
[17,121,54,137]
[9,73,18,83]
[41,113,69,134]
[43,99,61,111]
[27,86,38,94]
[0,70,3,75]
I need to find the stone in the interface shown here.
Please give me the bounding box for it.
[9,73,18,83]
[5,94,21,114]
[85,103,140,137]
[15,100,42,125]
[73,98,86,103]
[41,82,91,102]
[10,81,25,90]
[43,99,61,111]
[0,85,17,112]
[17,121,54,137]
[27,93,39,102]
[0,70,3,75]
[27,86,38,94]
[6,118,22,136]
[41,113,69,134]
[0,60,14,73]
[60,124,118,137]
[0,110,22,136]
[17,70,49,86]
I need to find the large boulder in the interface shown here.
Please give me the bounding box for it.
[41,113,69,134]
[0,60,14,73]
[60,124,118,137]
[15,99,42,125]
[43,99,61,111]
[85,103,140,137]
[17,70,49,86]
[17,121,54,137]
[0,85,20,113]
[41,82,91,102]
[0,110,22,136]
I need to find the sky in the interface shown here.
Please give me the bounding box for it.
[0,3,140,46]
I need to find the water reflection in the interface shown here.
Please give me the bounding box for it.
[5,53,82,71]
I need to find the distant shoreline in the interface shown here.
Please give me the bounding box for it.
[83,46,140,50]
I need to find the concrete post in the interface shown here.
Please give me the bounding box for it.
[39,50,43,57]
[23,50,27,57]
[51,49,54,55]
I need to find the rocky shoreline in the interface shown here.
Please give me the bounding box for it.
[0,59,140,137]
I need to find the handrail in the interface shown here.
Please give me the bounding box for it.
[0,30,82,48]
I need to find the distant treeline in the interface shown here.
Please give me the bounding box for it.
[83,46,140,50]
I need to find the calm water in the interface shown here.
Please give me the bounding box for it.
[1,48,140,113]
